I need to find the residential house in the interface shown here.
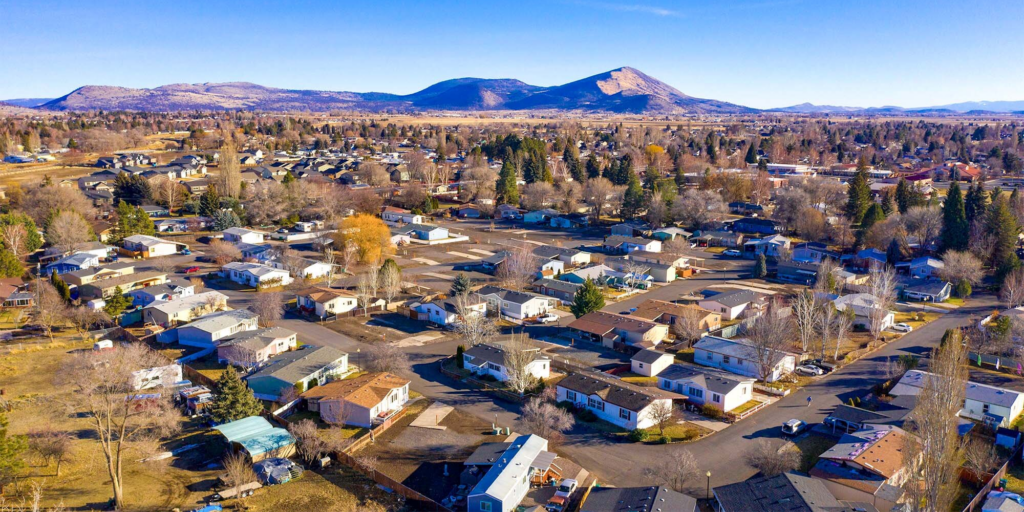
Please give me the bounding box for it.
[213,416,296,463]
[697,289,767,321]
[467,435,552,512]
[743,234,791,259]
[896,257,943,279]
[72,241,116,260]
[222,227,266,245]
[246,345,350,401]
[162,309,259,347]
[140,204,170,218]
[651,227,692,242]
[550,213,589,229]
[79,271,168,299]
[693,231,744,248]
[121,235,186,258]
[412,294,487,327]
[295,287,359,317]
[221,262,294,288]
[891,370,1024,427]
[475,285,556,320]
[561,264,614,285]
[658,364,755,413]
[610,222,650,237]
[496,204,524,220]
[777,260,821,285]
[301,372,410,427]
[523,208,559,224]
[853,248,888,270]
[793,242,840,264]
[458,205,482,218]
[810,424,912,511]
[832,293,895,331]
[714,472,847,512]
[567,311,669,349]
[602,235,662,254]
[580,486,696,512]
[731,217,781,235]
[216,327,298,367]
[381,206,423,226]
[142,291,227,326]
[532,245,592,267]
[462,343,551,383]
[64,262,136,287]
[0,278,32,308]
[727,202,766,216]
[630,349,674,377]
[556,373,677,430]
[531,278,583,303]
[628,251,690,269]
[629,300,721,332]
[128,278,195,307]
[693,335,797,383]
[606,256,674,284]
[393,223,450,242]
[44,252,100,275]
[902,280,951,302]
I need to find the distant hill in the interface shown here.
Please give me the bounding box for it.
[775,101,1024,114]
[922,100,1024,113]
[1,98,53,107]
[772,103,864,114]
[39,67,755,114]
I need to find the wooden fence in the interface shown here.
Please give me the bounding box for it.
[333,447,453,512]
[961,443,1022,511]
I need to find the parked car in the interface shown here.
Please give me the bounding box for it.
[892,323,913,333]
[183,266,201,274]
[800,359,836,373]
[180,248,192,255]
[723,249,742,257]
[781,419,807,436]
[795,365,825,377]
[546,479,578,512]
[536,313,559,324]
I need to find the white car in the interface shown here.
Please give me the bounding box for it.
[795,365,825,377]
[782,419,807,436]
[892,323,913,333]
[723,249,742,257]
[537,313,559,324]
[546,479,578,512]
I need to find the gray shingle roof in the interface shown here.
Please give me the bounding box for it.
[557,372,675,413]
[702,288,765,308]
[246,345,347,384]
[631,349,671,365]
[714,472,843,512]
[476,285,547,305]
[463,343,547,367]
[658,364,753,395]
[582,486,697,512]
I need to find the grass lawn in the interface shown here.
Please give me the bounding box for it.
[644,423,700,442]
[945,297,965,306]
[1004,463,1024,494]
[893,311,942,330]
[794,433,836,472]
[187,354,229,381]
[730,399,763,416]
[675,348,695,364]
[619,372,658,386]
[705,247,727,254]
[243,466,399,511]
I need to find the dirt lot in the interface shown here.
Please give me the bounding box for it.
[326,312,454,345]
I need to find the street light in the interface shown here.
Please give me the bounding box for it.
[706,471,712,501]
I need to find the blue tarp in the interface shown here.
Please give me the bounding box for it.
[213,416,295,458]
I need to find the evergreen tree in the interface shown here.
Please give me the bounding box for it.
[955,279,972,299]
[845,168,871,223]
[861,203,886,230]
[282,171,296,184]
[744,142,758,164]
[209,366,264,424]
[0,250,23,278]
[0,213,43,253]
[50,270,71,303]
[449,273,471,297]
[643,166,660,191]
[895,178,911,214]
[456,344,465,369]
[112,201,156,242]
[941,182,969,252]
[987,196,1021,279]
[621,173,645,220]
[102,287,131,318]
[965,182,987,225]
[563,144,585,183]
[495,158,519,205]
[199,185,221,218]
[753,254,767,278]
[0,412,27,494]
[886,237,904,265]
[757,158,768,172]
[880,189,896,216]
[212,210,242,231]
[113,173,152,205]
[674,166,686,190]
[570,278,605,318]
[585,153,601,179]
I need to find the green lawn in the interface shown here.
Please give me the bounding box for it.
[643,423,700,443]
[794,433,836,472]
[730,399,763,416]
[1004,463,1024,494]
[945,297,965,306]
[619,372,658,386]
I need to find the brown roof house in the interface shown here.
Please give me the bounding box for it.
[302,372,410,428]
[809,424,913,512]
[567,311,669,349]
[295,287,359,317]
[630,299,721,332]
[556,372,679,430]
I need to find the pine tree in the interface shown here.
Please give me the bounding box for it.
[757,158,768,172]
[449,273,471,297]
[845,168,871,223]
[987,196,1021,279]
[0,412,27,494]
[282,171,296,184]
[895,178,911,214]
[861,203,886,230]
[621,173,645,220]
[456,344,465,369]
[880,189,896,216]
[964,182,986,224]
[199,185,220,218]
[586,153,601,179]
[570,279,605,318]
[0,250,23,278]
[102,286,131,318]
[564,145,585,183]
[886,237,904,265]
[744,142,757,164]
[753,254,767,278]
[941,182,969,252]
[50,270,71,303]
[495,158,519,205]
[209,366,264,424]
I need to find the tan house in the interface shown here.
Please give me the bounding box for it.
[629,300,721,332]
[295,287,359,317]
[216,327,298,367]
[301,372,411,428]
[79,271,168,299]
[809,424,912,512]
[567,311,669,349]
[142,291,228,327]
[64,261,136,287]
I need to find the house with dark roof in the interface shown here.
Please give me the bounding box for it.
[602,235,662,254]
[630,349,674,377]
[901,280,951,302]
[568,311,669,349]
[556,373,678,430]
[657,364,755,413]
[714,472,851,512]
[630,299,721,331]
[550,213,589,229]
[731,217,781,235]
[462,343,550,383]
[245,345,350,401]
[580,486,697,512]
[891,370,1024,427]
[411,294,486,327]
[777,260,822,285]
[531,278,583,303]
[810,424,911,511]
[793,242,840,264]
[697,289,768,321]
[693,335,797,383]
[216,327,298,367]
[475,285,556,320]
[301,372,409,427]
[295,287,358,317]
[531,245,592,267]
[895,257,943,279]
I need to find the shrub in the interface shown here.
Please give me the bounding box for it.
[656,435,670,444]
[628,428,649,442]
[701,404,723,420]
[576,408,598,422]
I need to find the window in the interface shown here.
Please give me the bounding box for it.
[983,403,990,414]
[737,359,743,365]
[712,393,721,403]
[723,356,731,364]
[480,502,492,512]
[662,380,671,390]
[706,351,713,361]
[619,408,631,420]
[566,390,577,401]
[638,363,644,369]
[588,397,605,411]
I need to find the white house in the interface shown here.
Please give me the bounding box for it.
[743,234,791,259]
[302,372,410,428]
[630,349,675,377]
[216,327,298,366]
[467,435,551,512]
[462,343,550,383]
[891,370,1024,427]
[381,206,423,226]
[222,227,266,245]
[698,289,767,321]
[831,293,894,331]
[532,245,592,267]
[603,236,662,254]
[162,309,260,347]
[556,373,677,430]
[523,208,559,224]
[221,262,294,288]
[475,286,556,320]
[897,257,944,279]
[131,364,183,390]
[413,295,487,327]
[693,335,797,383]
[142,291,228,326]
[122,235,185,258]
[657,364,755,413]
[296,288,359,317]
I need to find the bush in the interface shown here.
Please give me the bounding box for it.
[701,404,724,420]
[956,279,972,298]
[628,429,650,442]
[576,408,598,422]
[656,435,670,444]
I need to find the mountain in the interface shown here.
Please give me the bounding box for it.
[1,98,54,108]
[775,100,1024,114]
[506,67,753,114]
[39,67,755,114]
[921,100,1024,113]
[772,103,865,114]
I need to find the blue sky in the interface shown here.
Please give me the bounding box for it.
[2,0,1022,108]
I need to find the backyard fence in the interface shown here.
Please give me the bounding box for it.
[968,351,1024,375]
[961,443,1022,511]
[332,447,453,512]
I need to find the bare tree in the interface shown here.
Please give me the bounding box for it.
[208,239,242,265]
[47,211,91,255]
[645,400,674,435]
[746,439,800,477]
[672,307,706,346]
[621,260,650,291]
[454,294,496,347]
[792,291,819,353]
[28,427,74,477]
[0,223,26,259]
[814,258,840,293]
[34,282,68,342]
[671,189,726,229]
[189,276,205,293]
[356,272,375,316]
[57,343,181,509]
[496,245,537,292]
[357,162,391,187]
[520,182,556,211]
[903,206,943,253]
[364,343,410,374]
[379,261,402,305]
[963,437,999,482]
[520,396,574,443]
[503,335,539,396]
[937,250,984,287]
[248,291,283,327]
[218,137,242,198]
[1001,268,1024,309]
[644,449,699,493]
[321,247,338,288]
[867,265,897,341]
[222,451,257,504]
[288,419,328,464]
[901,330,968,512]
[834,308,853,360]
[339,240,358,274]
[67,306,107,338]
[746,298,793,382]
[582,177,615,222]
[814,302,838,360]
